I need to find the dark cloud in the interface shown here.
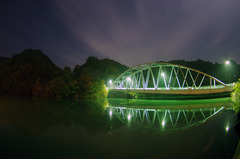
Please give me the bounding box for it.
[1,0,240,67]
[53,0,240,66]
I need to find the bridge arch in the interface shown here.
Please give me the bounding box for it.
[111,62,230,95]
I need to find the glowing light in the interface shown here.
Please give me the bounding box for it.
[109,110,112,116]
[127,77,131,81]
[225,60,230,65]
[226,126,229,132]
[106,87,108,90]
[128,114,131,120]
[162,120,165,126]
[109,80,112,84]
[161,72,165,77]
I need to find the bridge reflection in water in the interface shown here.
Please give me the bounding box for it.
[108,101,232,134]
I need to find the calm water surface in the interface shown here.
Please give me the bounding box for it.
[0,97,239,159]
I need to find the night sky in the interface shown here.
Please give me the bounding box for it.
[1,0,240,68]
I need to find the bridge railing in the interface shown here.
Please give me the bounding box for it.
[110,84,229,90]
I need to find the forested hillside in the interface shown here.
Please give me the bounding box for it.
[0,56,9,66]
[0,49,129,98]
[73,56,129,82]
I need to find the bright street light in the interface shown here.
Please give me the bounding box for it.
[225,60,230,84]
[225,60,230,65]
[162,120,165,126]
[226,126,229,132]
[128,114,131,120]
[127,77,131,81]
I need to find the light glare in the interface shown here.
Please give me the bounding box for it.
[226,126,229,132]
[162,120,165,126]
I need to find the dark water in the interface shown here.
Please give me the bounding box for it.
[0,97,239,159]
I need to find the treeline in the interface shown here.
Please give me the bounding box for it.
[0,49,128,99]
[73,56,128,84]
[232,79,240,108]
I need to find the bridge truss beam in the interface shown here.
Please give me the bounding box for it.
[112,62,230,94]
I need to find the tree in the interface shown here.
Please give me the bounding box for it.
[0,49,63,97]
[75,56,129,83]
[232,79,240,110]
[44,77,70,98]
[88,79,108,99]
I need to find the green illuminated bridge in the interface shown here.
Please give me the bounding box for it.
[110,62,233,96]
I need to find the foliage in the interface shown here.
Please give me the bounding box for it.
[70,74,108,99]
[0,56,9,66]
[0,49,110,99]
[63,66,72,83]
[0,49,62,96]
[231,79,240,111]
[87,79,108,99]
[44,77,70,98]
[74,56,129,83]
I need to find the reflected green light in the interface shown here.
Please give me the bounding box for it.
[226,126,229,132]
[108,103,227,134]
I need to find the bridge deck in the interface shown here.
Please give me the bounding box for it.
[110,87,232,95]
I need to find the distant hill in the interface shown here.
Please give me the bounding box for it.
[0,56,9,65]
[0,49,63,96]
[0,49,111,98]
[73,56,129,82]
[7,49,60,70]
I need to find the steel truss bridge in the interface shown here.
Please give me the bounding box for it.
[109,106,225,133]
[110,62,232,95]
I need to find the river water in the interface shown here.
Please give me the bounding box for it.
[0,97,239,159]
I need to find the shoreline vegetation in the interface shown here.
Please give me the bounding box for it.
[0,49,240,99]
[232,79,240,111]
